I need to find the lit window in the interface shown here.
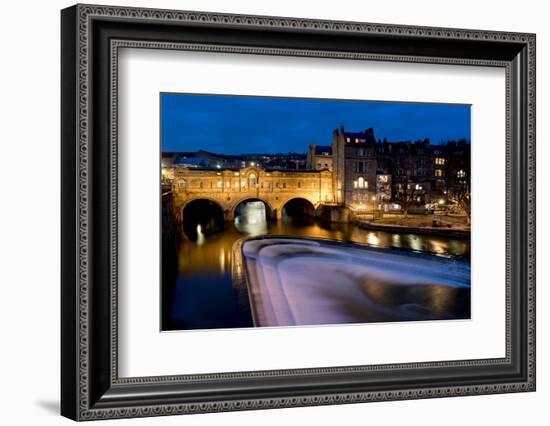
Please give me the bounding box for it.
[435,157,445,165]
[356,177,367,189]
[435,169,443,177]
[457,170,466,178]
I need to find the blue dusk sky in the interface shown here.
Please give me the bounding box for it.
[161,93,470,154]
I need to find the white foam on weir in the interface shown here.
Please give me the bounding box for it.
[242,239,321,326]
[242,238,320,257]
[242,238,471,327]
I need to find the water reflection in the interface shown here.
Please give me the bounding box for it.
[234,201,268,235]
[367,232,380,247]
[392,233,402,248]
[165,210,470,330]
[196,224,205,246]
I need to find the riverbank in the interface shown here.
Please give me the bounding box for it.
[353,214,470,238]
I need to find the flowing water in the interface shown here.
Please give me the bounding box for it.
[163,202,470,331]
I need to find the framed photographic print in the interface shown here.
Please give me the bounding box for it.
[61,4,536,421]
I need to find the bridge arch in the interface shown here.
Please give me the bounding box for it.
[232,198,274,235]
[232,197,274,217]
[281,197,317,223]
[181,198,225,241]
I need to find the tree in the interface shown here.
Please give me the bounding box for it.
[443,139,471,225]
[448,179,471,224]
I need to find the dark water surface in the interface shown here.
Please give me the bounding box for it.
[163,217,470,331]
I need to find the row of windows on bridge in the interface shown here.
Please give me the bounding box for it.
[177,178,331,191]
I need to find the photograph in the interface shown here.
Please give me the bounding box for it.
[160,93,472,331]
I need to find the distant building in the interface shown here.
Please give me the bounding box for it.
[163,150,307,172]
[332,127,378,207]
[260,152,307,170]
[306,145,333,171]
[308,126,470,212]
[164,127,470,215]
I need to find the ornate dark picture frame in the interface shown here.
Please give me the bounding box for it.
[61,4,536,421]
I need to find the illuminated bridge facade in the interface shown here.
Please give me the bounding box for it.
[168,165,336,223]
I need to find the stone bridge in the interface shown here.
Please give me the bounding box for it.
[168,165,336,223]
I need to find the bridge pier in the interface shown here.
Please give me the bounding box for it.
[316,205,351,223]
[224,209,234,222]
[172,182,344,234]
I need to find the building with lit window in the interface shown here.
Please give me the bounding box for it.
[309,126,470,212]
[306,145,333,171]
[332,127,377,208]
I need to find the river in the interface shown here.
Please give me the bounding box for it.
[162,209,470,331]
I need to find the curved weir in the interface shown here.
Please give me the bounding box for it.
[240,238,470,327]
